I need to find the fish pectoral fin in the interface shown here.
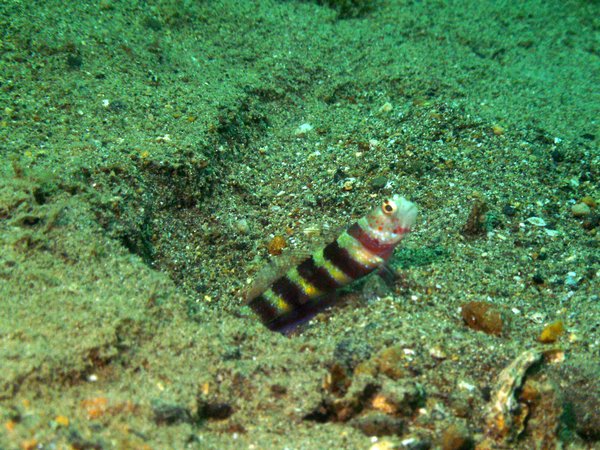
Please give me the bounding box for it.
[376,263,398,288]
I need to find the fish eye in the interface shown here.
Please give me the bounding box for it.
[382,199,397,215]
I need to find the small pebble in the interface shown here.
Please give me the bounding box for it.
[581,196,597,208]
[234,219,249,234]
[294,123,313,136]
[565,272,579,287]
[342,178,355,191]
[527,217,546,227]
[54,415,69,427]
[502,204,516,216]
[572,202,591,217]
[370,176,388,190]
[539,320,565,343]
[461,301,503,336]
[429,345,447,360]
[267,235,287,255]
[378,102,393,114]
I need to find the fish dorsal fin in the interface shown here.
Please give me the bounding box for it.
[301,221,347,251]
[245,251,310,303]
[244,221,348,304]
[322,223,346,245]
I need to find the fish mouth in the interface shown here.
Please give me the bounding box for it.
[392,195,418,228]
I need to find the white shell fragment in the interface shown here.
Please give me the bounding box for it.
[526,217,546,227]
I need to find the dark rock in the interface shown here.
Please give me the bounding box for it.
[502,204,516,217]
[550,149,564,163]
[370,175,388,190]
[151,400,192,425]
[197,400,234,421]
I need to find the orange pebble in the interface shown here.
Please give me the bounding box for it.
[581,196,597,208]
[81,397,109,419]
[55,415,69,427]
[20,439,38,450]
[267,235,287,256]
[539,320,565,343]
[461,301,503,336]
[5,420,16,432]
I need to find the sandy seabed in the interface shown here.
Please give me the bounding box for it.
[1,1,598,448]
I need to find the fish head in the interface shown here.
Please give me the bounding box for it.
[364,194,418,247]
